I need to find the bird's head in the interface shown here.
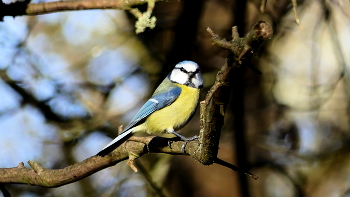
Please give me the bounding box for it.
[168,61,203,89]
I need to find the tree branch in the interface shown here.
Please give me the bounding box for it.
[0,21,272,187]
[194,20,273,165]
[0,136,196,187]
[259,0,303,29]
[0,0,161,17]
[0,0,161,33]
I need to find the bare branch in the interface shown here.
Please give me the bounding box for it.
[291,0,303,29]
[260,0,267,13]
[0,0,160,33]
[259,0,303,29]
[0,0,162,20]
[0,136,198,187]
[208,21,273,63]
[193,21,273,166]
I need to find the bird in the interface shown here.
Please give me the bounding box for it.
[96,60,203,156]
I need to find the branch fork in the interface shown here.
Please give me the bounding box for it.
[208,21,273,64]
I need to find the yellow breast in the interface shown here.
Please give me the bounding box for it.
[134,84,199,134]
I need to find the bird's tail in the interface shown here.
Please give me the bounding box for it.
[96,129,133,156]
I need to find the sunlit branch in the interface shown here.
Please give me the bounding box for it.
[0,0,162,18]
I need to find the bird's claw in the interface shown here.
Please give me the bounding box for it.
[168,140,173,149]
[181,135,199,154]
[181,141,188,153]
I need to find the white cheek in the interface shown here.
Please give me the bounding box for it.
[192,72,203,87]
[170,70,189,84]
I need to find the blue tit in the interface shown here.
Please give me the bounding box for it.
[96,60,203,156]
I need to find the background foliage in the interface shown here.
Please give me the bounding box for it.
[1,0,350,197]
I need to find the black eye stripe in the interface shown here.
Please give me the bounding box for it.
[176,67,200,74]
[180,67,187,73]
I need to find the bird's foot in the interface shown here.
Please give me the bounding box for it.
[168,140,173,149]
[167,130,199,154]
[180,135,199,154]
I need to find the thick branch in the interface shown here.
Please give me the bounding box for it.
[0,0,161,33]
[0,136,195,187]
[0,0,161,18]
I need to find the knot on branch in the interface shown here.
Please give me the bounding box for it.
[28,160,44,174]
[17,162,25,168]
[253,21,273,40]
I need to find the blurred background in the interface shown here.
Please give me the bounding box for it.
[1,0,350,196]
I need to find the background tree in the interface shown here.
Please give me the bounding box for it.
[0,0,349,197]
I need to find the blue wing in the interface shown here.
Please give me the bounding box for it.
[96,85,181,156]
[122,87,182,132]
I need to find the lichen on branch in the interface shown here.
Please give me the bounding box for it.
[129,0,157,34]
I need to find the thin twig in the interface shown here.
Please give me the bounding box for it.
[214,158,258,180]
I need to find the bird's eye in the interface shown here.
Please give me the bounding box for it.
[180,67,187,73]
